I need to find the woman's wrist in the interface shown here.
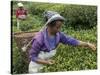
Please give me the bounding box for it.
[79,41,89,47]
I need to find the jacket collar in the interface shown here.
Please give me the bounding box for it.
[42,28,60,51]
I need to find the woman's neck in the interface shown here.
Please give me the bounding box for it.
[47,28,56,37]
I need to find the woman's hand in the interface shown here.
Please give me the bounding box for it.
[78,41,96,51]
[47,59,55,65]
[87,43,96,51]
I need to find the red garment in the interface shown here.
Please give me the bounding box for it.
[16,8,27,18]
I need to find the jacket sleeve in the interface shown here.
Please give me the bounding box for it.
[59,32,79,46]
[29,39,42,62]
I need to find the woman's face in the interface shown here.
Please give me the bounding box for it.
[19,7,23,10]
[50,21,63,34]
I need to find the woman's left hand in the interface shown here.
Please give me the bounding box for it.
[47,59,55,65]
[87,43,96,51]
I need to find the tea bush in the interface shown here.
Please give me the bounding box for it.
[12,1,97,74]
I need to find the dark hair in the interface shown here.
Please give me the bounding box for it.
[45,17,48,22]
[48,20,64,27]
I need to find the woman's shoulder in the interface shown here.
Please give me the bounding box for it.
[33,31,44,44]
[59,31,66,36]
[58,31,69,39]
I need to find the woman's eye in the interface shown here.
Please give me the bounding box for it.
[57,27,59,29]
[57,27,60,30]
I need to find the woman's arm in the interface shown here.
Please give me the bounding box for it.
[35,59,55,65]
[30,39,55,65]
[59,32,96,51]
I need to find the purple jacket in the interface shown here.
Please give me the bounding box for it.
[29,28,79,62]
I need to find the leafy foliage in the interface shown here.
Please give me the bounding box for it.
[12,1,97,74]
